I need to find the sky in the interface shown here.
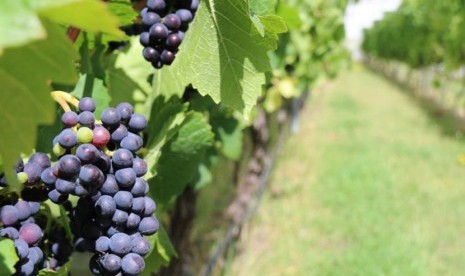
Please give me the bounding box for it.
[344,0,402,58]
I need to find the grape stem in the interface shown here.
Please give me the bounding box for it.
[51,91,80,112]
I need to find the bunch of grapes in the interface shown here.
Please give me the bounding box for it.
[0,197,45,275]
[140,0,199,68]
[0,97,158,275]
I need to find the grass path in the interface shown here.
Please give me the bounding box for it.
[228,66,465,276]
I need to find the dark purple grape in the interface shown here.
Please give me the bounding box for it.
[89,254,103,275]
[97,217,112,229]
[149,23,168,40]
[112,149,134,169]
[115,168,136,189]
[120,133,143,152]
[61,111,79,127]
[160,50,176,65]
[143,197,156,216]
[48,258,58,270]
[131,197,145,214]
[140,7,148,18]
[75,237,95,252]
[152,60,163,69]
[164,14,181,31]
[58,155,81,177]
[111,124,129,143]
[14,239,29,259]
[132,158,147,177]
[140,32,151,47]
[40,168,57,185]
[18,258,36,275]
[21,186,49,203]
[74,184,90,197]
[128,114,147,133]
[131,236,150,256]
[99,253,122,273]
[176,9,193,24]
[79,164,104,188]
[142,11,161,26]
[28,152,51,169]
[190,0,199,11]
[28,202,40,215]
[166,33,183,50]
[121,253,145,275]
[15,158,25,172]
[114,191,133,210]
[100,174,119,196]
[76,143,100,164]
[58,129,78,149]
[0,227,19,239]
[15,201,32,221]
[55,178,76,194]
[1,205,19,226]
[48,189,69,204]
[112,209,129,226]
[143,47,160,62]
[131,178,148,197]
[95,195,117,218]
[79,97,96,112]
[23,163,42,185]
[28,246,44,265]
[95,153,112,174]
[101,108,121,129]
[95,236,110,252]
[147,0,166,11]
[109,233,132,256]
[116,102,134,121]
[126,213,141,229]
[19,223,43,246]
[81,221,102,240]
[78,111,95,127]
[138,216,159,235]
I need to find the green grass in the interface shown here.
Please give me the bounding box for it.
[228,65,465,276]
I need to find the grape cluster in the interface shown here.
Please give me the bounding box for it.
[0,97,159,275]
[140,0,199,68]
[0,199,45,275]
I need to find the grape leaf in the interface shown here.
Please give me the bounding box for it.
[250,0,277,15]
[0,1,46,53]
[154,0,280,116]
[35,0,125,38]
[149,112,214,205]
[0,238,18,275]
[108,0,138,27]
[0,0,125,54]
[107,37,153,109]
[0,20,78,191]
[142,225,177,274]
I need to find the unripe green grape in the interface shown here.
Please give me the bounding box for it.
[53,143,66,156]
[17,172,28,184]
[77,127,94,143]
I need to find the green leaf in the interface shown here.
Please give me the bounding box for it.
[276,2,302,29]
[37,0,126,38]
[154,0,277,116]
[0,238,19,275]
[106,37,153,108]
[0,20,78,191]
[144,97,188,178]
[142,225,177,274]
[71,74,111,118]
[211,115,243,160]
[149,112,214,204]
[108,0,138,27]
[0,1,46,53]
[250,0,277,15]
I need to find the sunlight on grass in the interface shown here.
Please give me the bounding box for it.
[228,66,465,276]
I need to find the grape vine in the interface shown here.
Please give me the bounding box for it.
[0,95,157,275]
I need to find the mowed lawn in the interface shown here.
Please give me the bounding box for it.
[228,66,465,276]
